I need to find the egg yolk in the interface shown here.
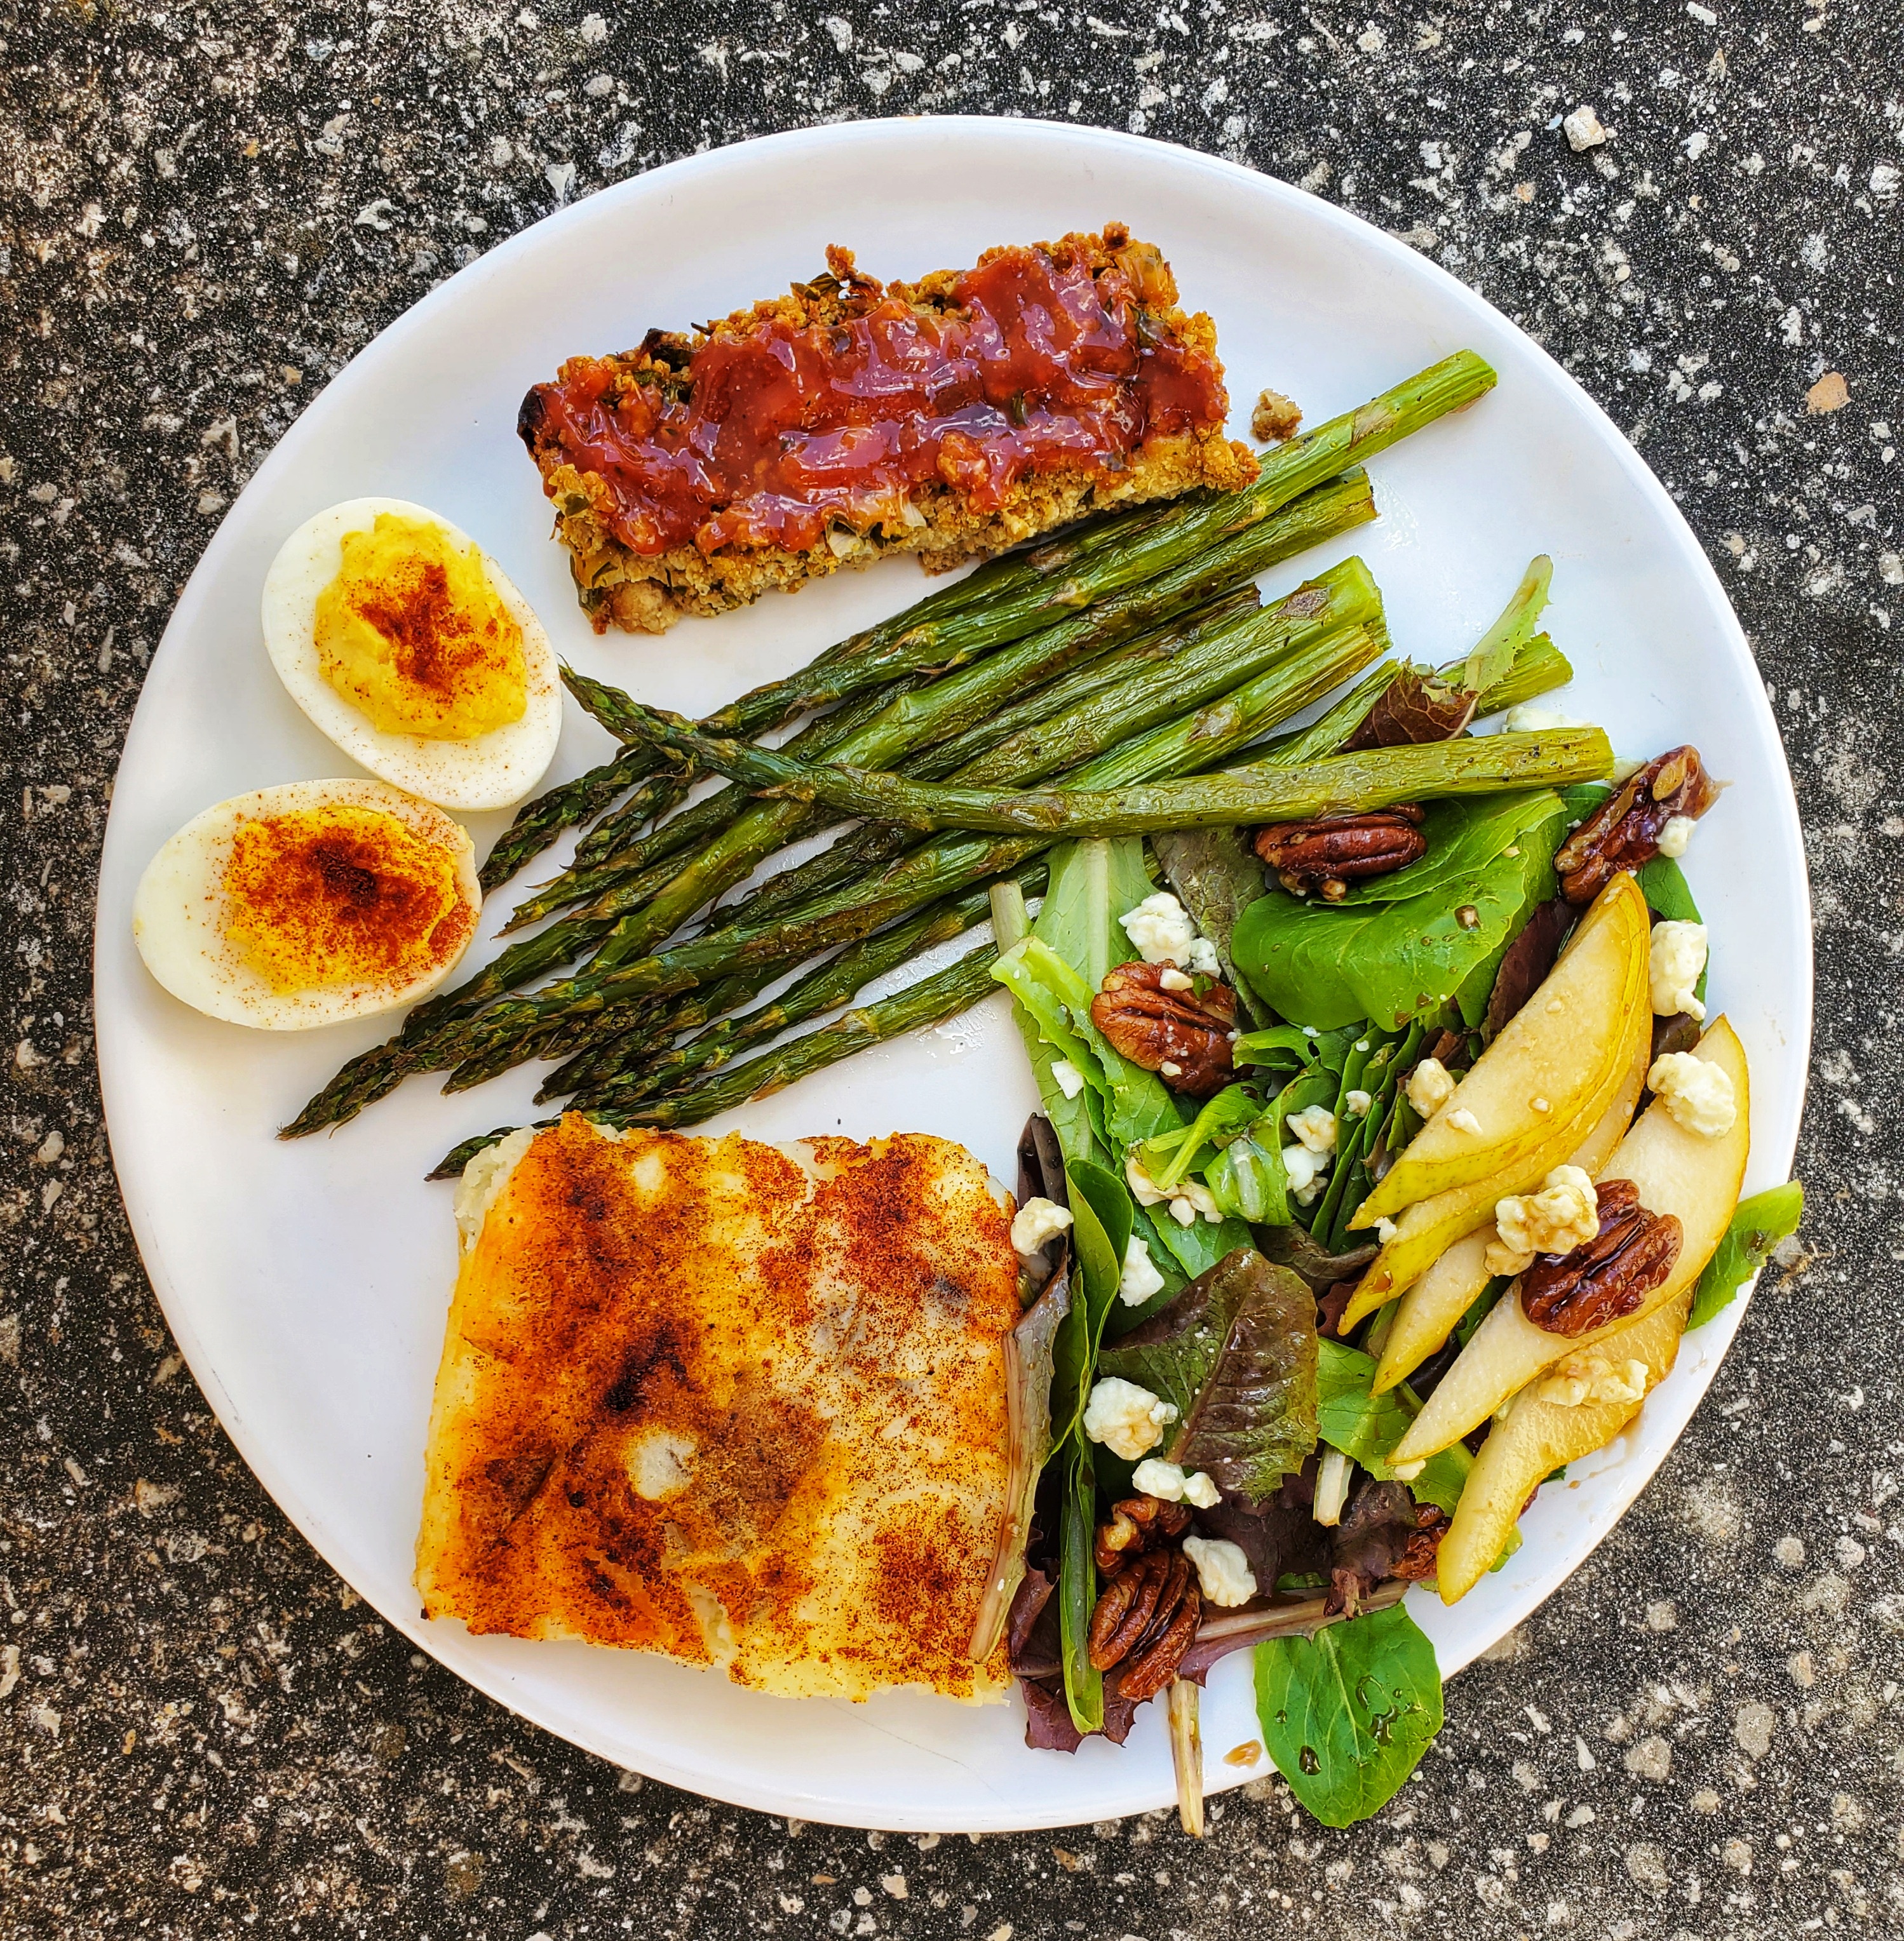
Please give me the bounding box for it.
[313,514,527,739]
[223,803,475,993]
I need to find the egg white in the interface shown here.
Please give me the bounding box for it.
[132,777,482,1030]
[262,497,562,812]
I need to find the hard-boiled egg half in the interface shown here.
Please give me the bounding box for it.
[133,778,481,1030]
[262,498,561,812]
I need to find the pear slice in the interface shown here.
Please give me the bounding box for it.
[1341,978,1648,1330]
[1389,1015,1748,1467]
[1435,1287,1692,1602]
[1367,989,1654,1390]
[1353,875,1649,1225]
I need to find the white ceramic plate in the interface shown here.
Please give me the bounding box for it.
[94,118,1811,1832]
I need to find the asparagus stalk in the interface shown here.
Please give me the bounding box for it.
[429,935,1003,1171]
[670,560,1377,939]
[601,720,1614,837]
[501,670,935,934]
[431,861,1052,1170]
[579,861,1050,1113]
[479,742,658,894]
[586,940,1003,1132]
[536,469,1375,935]
[422,621,1389,1073]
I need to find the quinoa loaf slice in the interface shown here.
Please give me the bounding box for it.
[518,224,1259,635]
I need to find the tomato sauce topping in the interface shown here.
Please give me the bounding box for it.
[523,239,1231,559]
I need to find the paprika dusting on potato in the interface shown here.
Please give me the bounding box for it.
[313,513,527,738]
[222,801,477,992]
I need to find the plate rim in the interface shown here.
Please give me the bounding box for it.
[93,113,1813,1830]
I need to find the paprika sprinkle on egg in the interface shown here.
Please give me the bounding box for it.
[222,802,478,992]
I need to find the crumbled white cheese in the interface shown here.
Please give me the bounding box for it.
[1648,1051,1737,1137]
[1182,1534,1259,1607]
[1158,967,1194,992]
[1166,1178,1224,1226]
[1491,1164,1600,1277]
[1050,1058,1086,1100]
[1159,1059,1183,1079]
[1119,1234,1166,1306]
[1281,1141,1327,1206]
[1187,936,1222,977]
[1375,1216,1398,1245]
[1535,1354,1651,1409]
[1011,1195,1074,1258]
[1126,1152,1170,1206]
[453,1125,537,1252]
[1502,701,1588,733]
[1656,814,1696,859]
[1119,890,1199,967]
[1344,1089,1373,1118]
[1405,1056,1456,1118]
[1131,1458,1222,1509]
[1286,1105,1339,1155]
[1446,1107,1483,1135]
[1649,920,1708,1021]
[1083,1376,1178,1460]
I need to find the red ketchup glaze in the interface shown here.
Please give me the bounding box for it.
[529,245,1229,559]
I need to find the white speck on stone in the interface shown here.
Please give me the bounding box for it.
[354,198,398,231]
[544,160,577,203]
[1687,1,1718,21]
[580,11,608,42]
[1682,130,1711,161]
[823,16,854,52]
[1873,163,1901,198]
[1563,105,1609,152]
[1733,1700,1775,1759]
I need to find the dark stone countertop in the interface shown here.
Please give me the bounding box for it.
[4,2,1901,1935]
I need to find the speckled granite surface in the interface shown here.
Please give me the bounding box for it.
[4,2,1901,1935]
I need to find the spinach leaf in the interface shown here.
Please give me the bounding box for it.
[1098,1250,1319,1503]
[1316,1340,1471,1517]
[1689,1181,1804,1329]
[1327,791,1557,908]
[1255,1602,1444,1827]
[1635,854,1701,924]
[1234,1024,1323,1072]
[1234,798,1565,1031]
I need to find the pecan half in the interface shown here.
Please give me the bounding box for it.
[1252,805,1428,901]
[1553,746,1720,905]
[1520,1177,1684,1336]
[1091,962,1237,1098]
[1094,1493,1192,1576]
[1086,1548,1201,1700]
[1389,1503,1449,1582]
